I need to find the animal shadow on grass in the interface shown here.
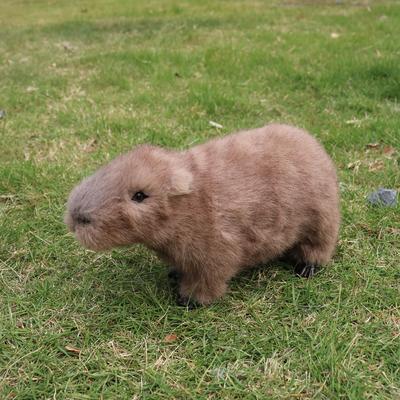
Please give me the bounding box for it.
[81,254,174,323]
[83,253,300,317]
[229,261,297,293]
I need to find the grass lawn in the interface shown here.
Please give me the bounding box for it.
[1,0,399,398]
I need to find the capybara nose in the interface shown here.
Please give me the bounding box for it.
[75,213,91,225]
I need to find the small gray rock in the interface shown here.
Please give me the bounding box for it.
[367,188,397,207]
[0,110,5,119]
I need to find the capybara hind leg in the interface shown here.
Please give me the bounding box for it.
[292,241,335,278]
[177,269,230,306]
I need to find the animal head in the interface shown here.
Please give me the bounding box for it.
[65,145,192,251]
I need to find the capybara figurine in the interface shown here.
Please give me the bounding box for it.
[65,124,340,306]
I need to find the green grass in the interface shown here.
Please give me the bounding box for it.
[1,0,399,398]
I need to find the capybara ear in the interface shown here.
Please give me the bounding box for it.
[169,167,193,196]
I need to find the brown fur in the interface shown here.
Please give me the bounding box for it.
[65,124,340,305]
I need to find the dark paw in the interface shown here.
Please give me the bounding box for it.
[176,295,200,309]
[294,263,319,278]
[168,269,182,286]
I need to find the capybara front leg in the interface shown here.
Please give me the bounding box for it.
[177,269,230,307]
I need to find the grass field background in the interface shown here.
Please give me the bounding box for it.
[1,0,399,398]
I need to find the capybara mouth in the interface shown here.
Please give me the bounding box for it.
[74,226,112,252]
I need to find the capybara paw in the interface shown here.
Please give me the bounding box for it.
[168,269,182,285]
[176,295,200,309]
[294,263,320,278]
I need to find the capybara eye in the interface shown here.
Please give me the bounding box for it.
[132,191,148,203]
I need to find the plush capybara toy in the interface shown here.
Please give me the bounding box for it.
[65,124,340,306]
